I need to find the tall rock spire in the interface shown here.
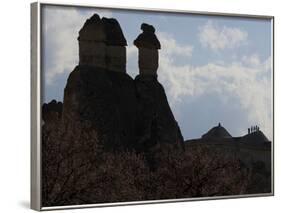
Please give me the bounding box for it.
[78,14,107,67]
[78,14,127,73]
[134,23,183,152]
[102,17,127,73]
[63,14,136,151]
[134,23,161,76]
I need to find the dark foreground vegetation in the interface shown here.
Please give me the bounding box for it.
[42,124,271,206]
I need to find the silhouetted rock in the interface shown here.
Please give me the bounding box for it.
[78,14,127,72]
[134,75,184,152]
[62,14,136,150]
[102,17,127,72]
[134,23,161,49]
[62,19,182,151]
[63,64,137,151]
[102,17,127,46]
[134,23,161,76]
[134,24,183,151]
[41,14,272,206]
[78,14,107,67]
[185,124,272,195]
[42,99,63,123]
[202,123,232,139]
[241,130,269,143]
[78,14,106,42]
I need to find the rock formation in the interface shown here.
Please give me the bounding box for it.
[134,23,184,151]
[42,100,63,123]
[42,16,185,205]
[202,123,232,139]
[78,14,107,67]
[185,123,272,194]
[41,14,272,206]
[103,17,127,72]
[134,23,160,76]
[63,14,137,151]
[55,15,183,152]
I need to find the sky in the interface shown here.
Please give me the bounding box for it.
[41,4,273,141]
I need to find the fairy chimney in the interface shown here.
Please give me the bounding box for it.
[78,14,106,67]
[102,17,127,72]
[134,23,161,76]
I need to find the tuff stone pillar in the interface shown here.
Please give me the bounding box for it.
[78,14,106,68]
[102,18,127,73]
[134,23,183,152]
[134,23,161,76]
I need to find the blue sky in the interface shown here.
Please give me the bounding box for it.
[42,5,273,140]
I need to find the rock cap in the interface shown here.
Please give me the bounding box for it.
[134,23,161,49]
[102,17,127,46]
[78,14,127,46]
[78,14,106,42]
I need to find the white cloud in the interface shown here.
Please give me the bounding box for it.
[242,54,261,67]
[198,21,248,51]
[158,32,193,58]
[42,6,112,84]
[158,51,272,140]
